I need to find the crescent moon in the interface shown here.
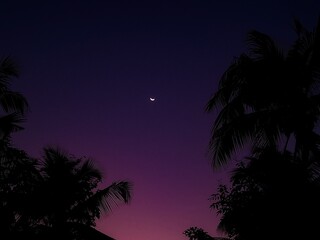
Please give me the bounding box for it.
[150,97,155,101]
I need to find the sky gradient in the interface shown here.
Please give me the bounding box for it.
[2,1,320,239]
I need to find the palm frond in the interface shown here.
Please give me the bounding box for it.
[206,54,253,112]
[41,147,80,178]
[0,112,25,138]
[0,91,29,114]
[209,112,259,167]
[76,159,102,184]
[247,30,283,61]
[71,181,132,220]
[209,106,284,168]
[0,56,19,86]
[93,181,132,212]
[308,16,320,64]
[293,17,308,37]
[289,17,320,69]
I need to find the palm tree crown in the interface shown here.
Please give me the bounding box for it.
[36,147,132,237]
[0,145,133,239]
[0,56,29,139]
[206,17,320,167]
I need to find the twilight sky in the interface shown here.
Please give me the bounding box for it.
[2,1,320,240]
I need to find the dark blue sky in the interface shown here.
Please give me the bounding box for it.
[1,1,320,239]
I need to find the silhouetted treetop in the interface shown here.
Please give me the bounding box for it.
[206,17,320,167]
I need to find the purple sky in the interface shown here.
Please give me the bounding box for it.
[2,1,320,239]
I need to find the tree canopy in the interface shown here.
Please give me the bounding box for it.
[207,17,320,239]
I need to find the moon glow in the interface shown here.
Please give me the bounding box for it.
[150,97,155,101]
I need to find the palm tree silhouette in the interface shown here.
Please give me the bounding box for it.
[0,146,132,240]
[0,56,28,140]
[207,17,320,239]
[31,147,132,239]
[206,17,320,167]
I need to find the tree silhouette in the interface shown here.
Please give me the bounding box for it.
[206,17,320,167]
[207,17,320,239]
[183,226,230,240]
[0,56,28,140]
[183,227,214,240]
[211,147,320,239]
[0,142,41,239]
[32,147,133,239]
[0,145,132,240]
[0,54,130,239]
